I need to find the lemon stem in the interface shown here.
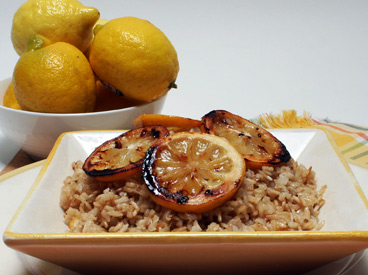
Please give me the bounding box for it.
[169,81,177,89]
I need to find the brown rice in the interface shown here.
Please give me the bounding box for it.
[60,158,326,232]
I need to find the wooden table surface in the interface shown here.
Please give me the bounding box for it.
[0,150,37,176]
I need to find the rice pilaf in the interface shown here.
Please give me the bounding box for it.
[60,158,326,232]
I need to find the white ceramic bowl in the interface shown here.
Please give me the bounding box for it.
[0,78,166,159]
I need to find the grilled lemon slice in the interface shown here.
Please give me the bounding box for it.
[143,132,245,213]
[83,126,169,181]
[201,110,291,169]
[134,114,201,132]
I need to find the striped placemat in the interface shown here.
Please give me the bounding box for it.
[257,110,368,169]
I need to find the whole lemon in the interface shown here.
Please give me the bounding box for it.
[13,35,96,113]
[89,17,179,102]
[3,82,22,110]
[93,80,137,112]
[11,0,100,55]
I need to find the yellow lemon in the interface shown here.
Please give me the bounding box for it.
[93,80,138,112]
[11,0,100,56]
[3,82,22,110]
[89,16,179,102]
[13,35,96,113]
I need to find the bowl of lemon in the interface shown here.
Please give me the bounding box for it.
[0,0,179,160]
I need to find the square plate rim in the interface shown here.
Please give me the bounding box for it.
[4,128,368,245]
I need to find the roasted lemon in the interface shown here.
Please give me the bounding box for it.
[134,114,201,132]
[143,132,245,213]
[201,110,291,169]
[83,126,169,181]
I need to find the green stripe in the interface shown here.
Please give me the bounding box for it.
[341,140,368,154]
[351,150,368,160]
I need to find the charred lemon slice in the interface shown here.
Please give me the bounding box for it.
[134,114,202,132]
[83,126,169,181]
[201,110,291,169]
[143,132,245,213]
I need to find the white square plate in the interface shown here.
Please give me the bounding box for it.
[4,128,368,274]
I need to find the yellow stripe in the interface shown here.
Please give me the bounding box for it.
[327,131,356,148]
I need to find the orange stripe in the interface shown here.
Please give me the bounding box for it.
[313,119,368,141]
